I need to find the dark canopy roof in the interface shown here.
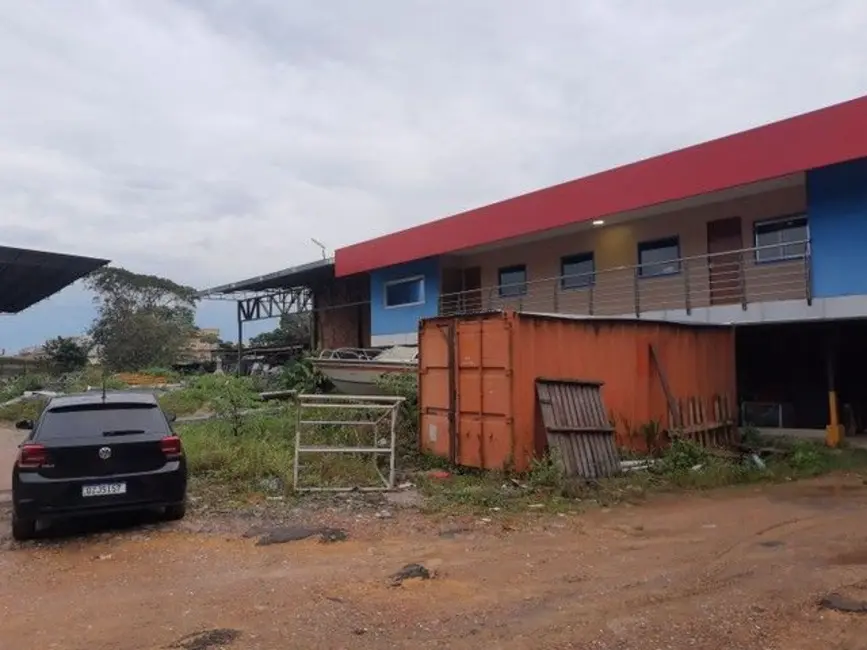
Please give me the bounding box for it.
[196,258,335,297]
[0,245,109,314]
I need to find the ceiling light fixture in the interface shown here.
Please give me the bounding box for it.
[592,219,605,226]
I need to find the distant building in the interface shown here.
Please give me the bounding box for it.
[182,328,221,362]
[16,345,46,360]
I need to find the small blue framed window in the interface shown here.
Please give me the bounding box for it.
[383,276,425,308]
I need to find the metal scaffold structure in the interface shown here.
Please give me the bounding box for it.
[195,259,332,371]
[195,258,371,373]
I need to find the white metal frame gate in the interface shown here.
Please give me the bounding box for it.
[292,393,405,492]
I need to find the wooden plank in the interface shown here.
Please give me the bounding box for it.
[577,434,592,478]
[604,434,619,475]
[600,434,617,475]
[689,397,698,429]
[649,344,679,426]
[587,435,602,478]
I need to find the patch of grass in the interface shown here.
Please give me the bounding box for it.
[158,375,262,417]
[415,435,867,515]
[178,402,396,500]
[179,413,296,492]
[416,464,575,516]
[159,389,210,417]
[0,398,46,423]
[0,373,53,402]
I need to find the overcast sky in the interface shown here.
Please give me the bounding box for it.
[1,0,866,351]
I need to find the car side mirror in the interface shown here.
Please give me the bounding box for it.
[167,413,177,423]
[15,419,33,431]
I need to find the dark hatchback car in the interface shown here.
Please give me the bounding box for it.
[11,391,187,541]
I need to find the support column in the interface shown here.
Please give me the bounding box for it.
[825,325,844,448]
[236,301,244,376]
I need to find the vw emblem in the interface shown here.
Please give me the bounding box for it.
[98,447,112,460]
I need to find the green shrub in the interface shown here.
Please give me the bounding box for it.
[0,398,46,423]
[373,372,421,465]
[179,413,295,488]
[279,358,329,394]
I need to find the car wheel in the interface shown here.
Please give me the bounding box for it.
[163,501,187,521]
[11,513,37,541]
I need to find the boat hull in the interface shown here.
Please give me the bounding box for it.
[312,360,416,396]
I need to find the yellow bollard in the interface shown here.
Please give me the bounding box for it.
[825,389,844,448]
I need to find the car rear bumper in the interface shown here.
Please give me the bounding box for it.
[12,462,187,521]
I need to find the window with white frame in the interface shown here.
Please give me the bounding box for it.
[638,237,681,277]
[560,252,595,289]
[383,276,425,308]
[754,215,808,263]
[498,265,527,297]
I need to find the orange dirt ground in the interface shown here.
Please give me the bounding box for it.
[4,472,867,649]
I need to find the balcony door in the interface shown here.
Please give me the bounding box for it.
[706,217,744,306]
[440,266,482,313]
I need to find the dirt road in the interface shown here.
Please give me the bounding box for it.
[3,475,867,649]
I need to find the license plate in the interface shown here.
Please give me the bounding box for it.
[82,482,127,497]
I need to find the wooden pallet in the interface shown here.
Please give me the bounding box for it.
[535,378,621,479]
[671,394,738,448]
[649,343,737,448]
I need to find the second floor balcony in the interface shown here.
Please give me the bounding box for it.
[438,242,812,318]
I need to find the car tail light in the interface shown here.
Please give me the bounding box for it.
[17,443,47,469]
[160,435,183,460]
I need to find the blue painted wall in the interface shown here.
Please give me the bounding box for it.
[370,257,440,336]
[808,157,867,298]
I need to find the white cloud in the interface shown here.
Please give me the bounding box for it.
[0,0,865,291]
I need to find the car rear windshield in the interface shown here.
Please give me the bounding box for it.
[36,403,170,440]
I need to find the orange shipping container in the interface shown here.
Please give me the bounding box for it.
[418,311,736,471]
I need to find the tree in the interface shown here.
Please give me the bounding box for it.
[42,337,90,374]
[248,312,312,349]
[86,267,198,371]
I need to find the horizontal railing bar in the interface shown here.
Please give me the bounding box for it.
[439,242,812,319]
[294,486,389,492]
[296,403,398,411]
[439,242,809,302]
[299,420,381,426]
[297,394,405,402]
[296,446,392,453]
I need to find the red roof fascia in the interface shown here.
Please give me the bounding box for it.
[335,95,867,277]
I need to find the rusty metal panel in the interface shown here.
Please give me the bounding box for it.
[535,379,620,479]
[512,313,736,454]
[418,322,453,460]
[419,313,516,469]
[453,314,514,470]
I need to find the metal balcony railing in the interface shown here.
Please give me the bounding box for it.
[438,242,812,318]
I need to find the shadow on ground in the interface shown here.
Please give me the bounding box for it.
[1,507,177,545]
